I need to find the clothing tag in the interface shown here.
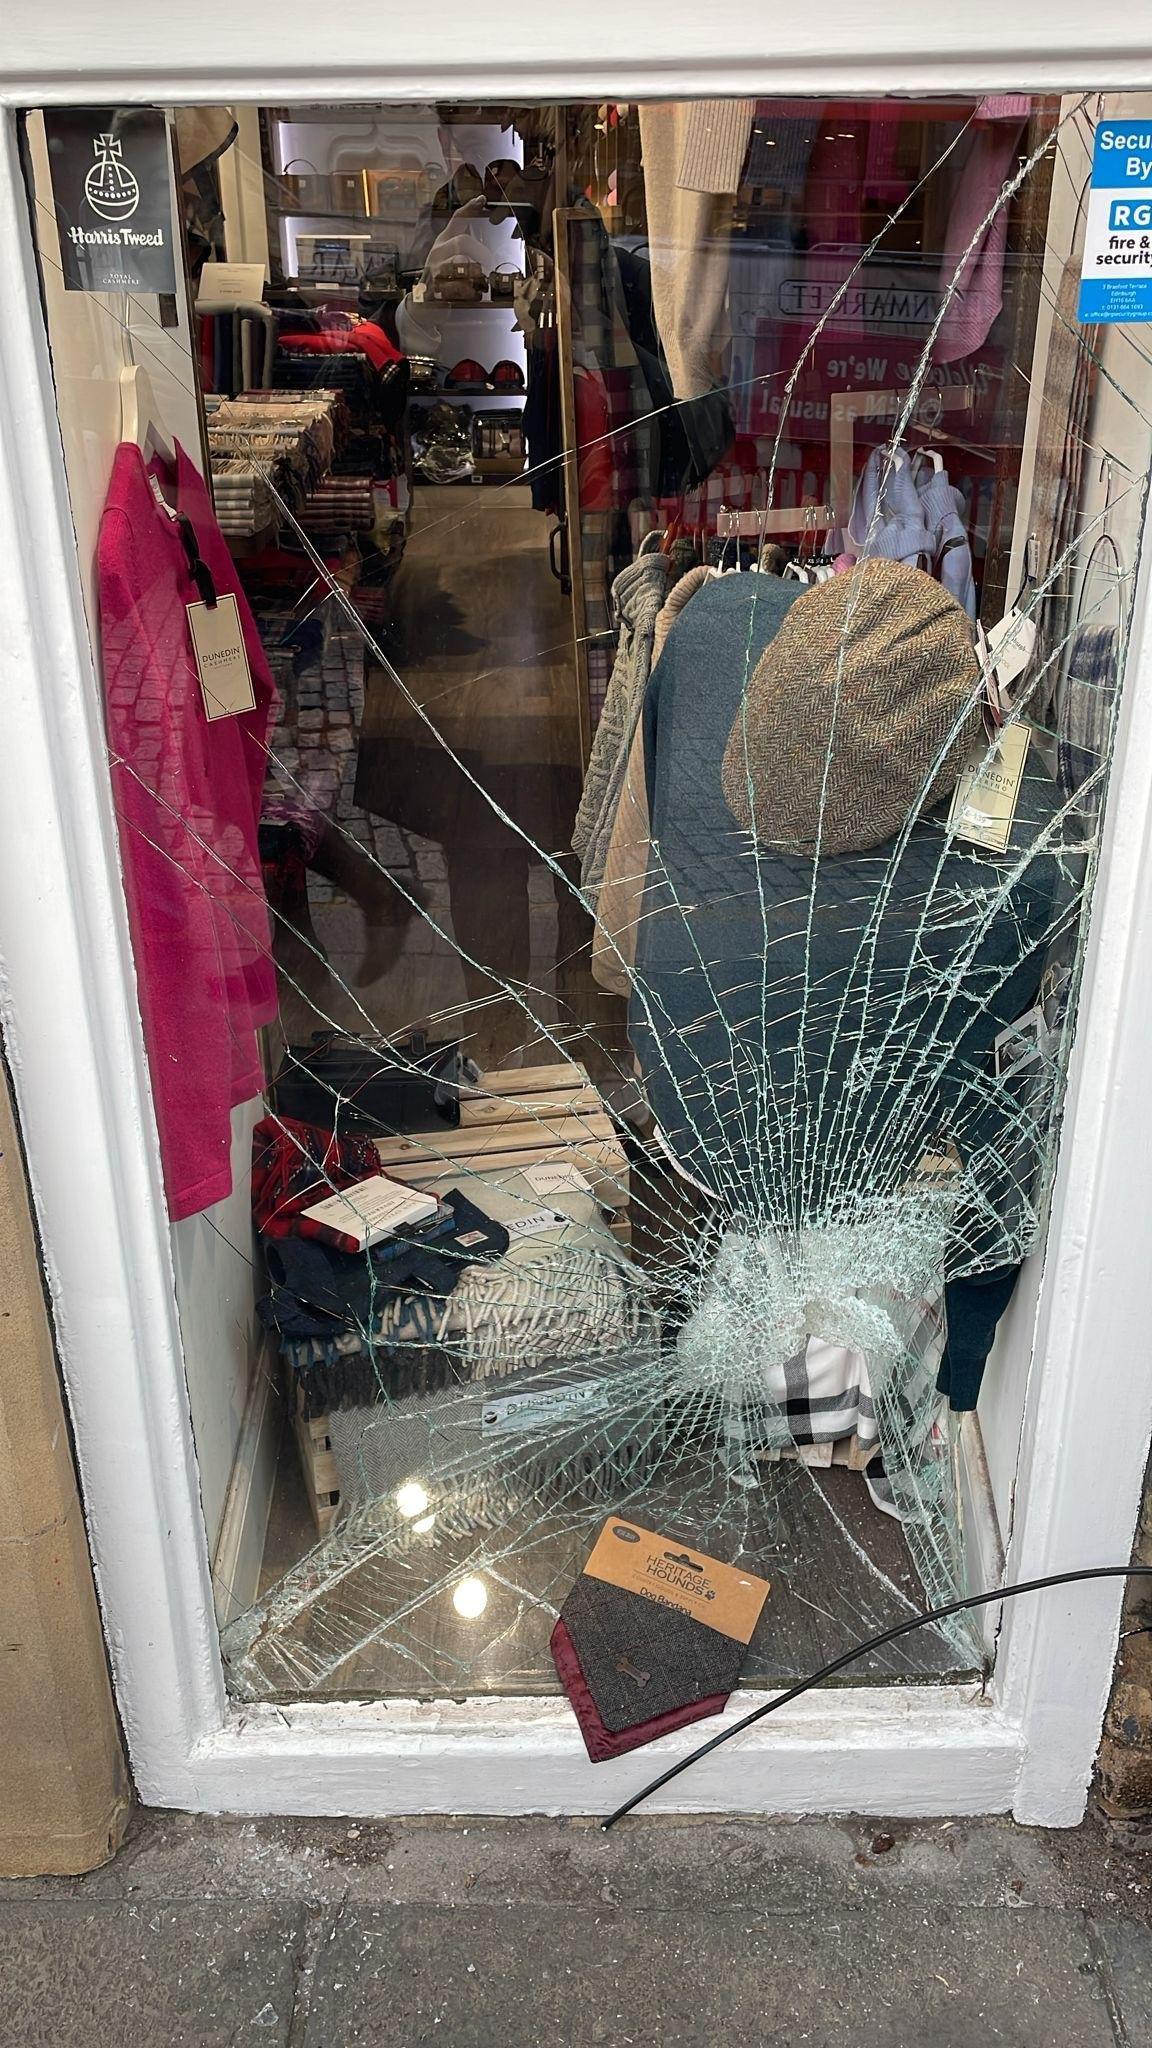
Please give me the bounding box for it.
[505,1207,566,1241]
[984,603,1037,694]
[186,594,257,720]
[916,1142,963,1183]
[582,1518,770,1645]
[522,1159,592,1199]
[196,260,267,303]
[946,723,1032,853]
[300,1172,438,1251]
[147,471,178,521]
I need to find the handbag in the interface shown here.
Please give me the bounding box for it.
[406,353,441,392]
[472,409,526,477]
[274,1030,475,1137]
[367,166,428,220]
[280,161,332,210]
[430,258,487,305]
[489,263,524,302]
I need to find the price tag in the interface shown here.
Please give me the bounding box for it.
[582,1518,771,1644]
[946,723,1032,853]
[984,603,1037,695]
[196,260,267,303]
[522,1159,592,1199]
[186,595,256,720]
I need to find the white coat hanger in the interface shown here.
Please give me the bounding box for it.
[120,312,174,465]
[784,502,821,582]
[713,503,744,574]
[729,503,750,573]
[119,362,170,456]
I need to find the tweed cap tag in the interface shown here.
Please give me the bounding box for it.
[946,722,1032,853]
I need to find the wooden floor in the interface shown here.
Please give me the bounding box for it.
[246,485,976,1702]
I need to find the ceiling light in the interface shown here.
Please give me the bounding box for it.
[452,1576,489,1620]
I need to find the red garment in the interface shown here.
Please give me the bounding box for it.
[550,1618,728,1763]
[278,322,403,371]
[251,1115,380,1239]
[573,366,614,511]
[97,442,278,1220]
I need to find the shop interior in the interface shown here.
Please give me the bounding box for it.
[21,95,1148,1722]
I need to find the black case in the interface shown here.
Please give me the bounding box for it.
[274,1030,467,1137]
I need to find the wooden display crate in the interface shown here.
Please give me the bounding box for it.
[293,1397,341,1539]
[374,1060,632,1227]
[291,1063,635,1521]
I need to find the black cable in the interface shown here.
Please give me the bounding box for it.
[601,1564,1152,1830]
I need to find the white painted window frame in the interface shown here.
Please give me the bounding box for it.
[2,12,1152,1823]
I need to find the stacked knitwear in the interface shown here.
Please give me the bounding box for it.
[206,393,347,539]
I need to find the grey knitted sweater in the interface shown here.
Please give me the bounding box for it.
[572,550,671,904]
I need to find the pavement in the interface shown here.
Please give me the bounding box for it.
[2,1808,1152,2046]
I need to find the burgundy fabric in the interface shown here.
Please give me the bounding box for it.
[550,1617,728,1763]
[97,442,277,1219]
[251,1115,382,1240]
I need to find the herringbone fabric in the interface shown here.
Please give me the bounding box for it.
[721,561,983,854]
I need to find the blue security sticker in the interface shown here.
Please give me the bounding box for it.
[1079,120,1152,323]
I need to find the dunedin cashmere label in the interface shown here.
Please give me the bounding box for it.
[186,594,257,720]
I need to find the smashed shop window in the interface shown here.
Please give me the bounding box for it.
[29,94,1143,1709]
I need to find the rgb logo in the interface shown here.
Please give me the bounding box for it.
[1108,200,1152,232]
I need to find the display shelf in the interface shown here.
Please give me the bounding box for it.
[267,206,423,226]
[412,470,528,486]
[408,389,524,404]
[266,203,523,224]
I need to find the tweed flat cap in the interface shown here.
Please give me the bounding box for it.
[721,560,983,854]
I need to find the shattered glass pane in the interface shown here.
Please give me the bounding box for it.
[25,92,1152,1706]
